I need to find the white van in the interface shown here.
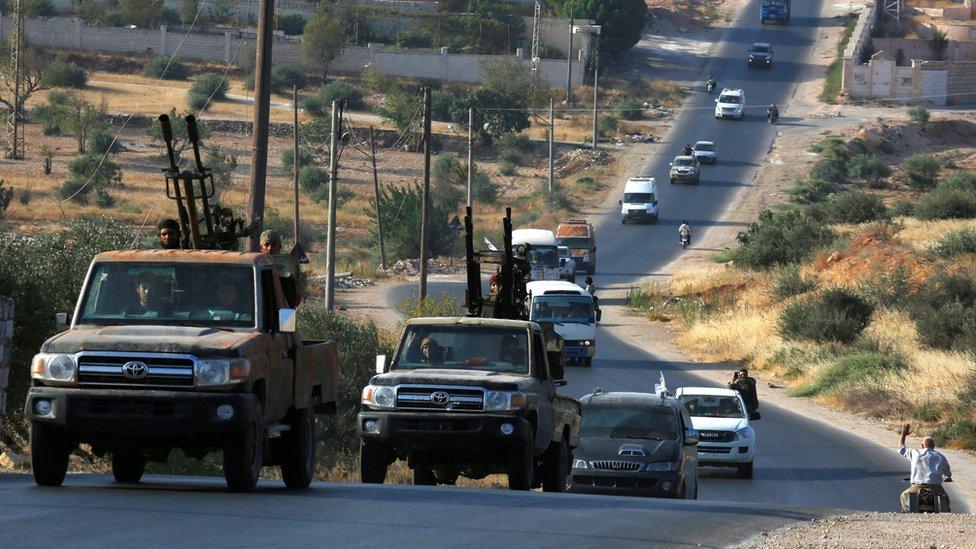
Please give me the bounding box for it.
[512,229,562,282]
[527,280,599,367]
[619,177,659,224]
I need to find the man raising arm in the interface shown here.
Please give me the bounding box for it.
[898,423,952,512]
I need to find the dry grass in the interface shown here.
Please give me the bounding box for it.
[895,217,976,253]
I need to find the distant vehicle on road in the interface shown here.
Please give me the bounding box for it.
[760,0,790,24]
[527,280,599,367]
[747,42,774,67]
[619,177,659,224]
[569,389,699,499]
[556,246,577,283]
[714,88,746,120]
[674,387,761,479]
[555,219,597,274]
[670,155,701,185]
[512,229,562,282]
[692,141,717,164]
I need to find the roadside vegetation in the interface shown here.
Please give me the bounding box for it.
[629,117,976,451]
[820,13,858,104]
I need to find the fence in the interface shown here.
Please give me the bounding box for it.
[841,3,877,94]
[0,297,12,418]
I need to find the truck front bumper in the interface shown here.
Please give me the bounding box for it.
[25,386,259,437]
[358,411,533,449]
[569,468,683,498]
[563,343,596,365]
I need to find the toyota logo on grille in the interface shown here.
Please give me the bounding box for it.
[429,391,450,406]
[122,361,149,380]
[700,431,719,438]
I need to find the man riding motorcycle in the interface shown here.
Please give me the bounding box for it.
[706,73,717,92]
[898,423,952,512]
[766,104,779,124]
[678,220,692,248]
[681,143,694,156]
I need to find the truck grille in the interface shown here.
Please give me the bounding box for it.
[590,460,642,471]
[395,386,484,412]
[698,446,732,454]
[697,430,735,443]
[77,353,195,388]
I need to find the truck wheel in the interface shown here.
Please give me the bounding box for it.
[737,461,754,479]
[111,450,146,483]
[542,437,570,493]
[360,442,389,484]
[223,400,264,492]
[507,443,534,491]
[30,422,71,487]
[280,407,315,489]
[412,466,437,486]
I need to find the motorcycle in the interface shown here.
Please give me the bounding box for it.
[767,110,779,124]
[903,477,952,513]
[706,80,716,94]
[680,233,691,249]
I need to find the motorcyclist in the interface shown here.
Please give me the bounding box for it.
[899,423,952,512]
[766,104,779,123]
[678,220,692,247]
[681,143,694,156]
[705,73,717,91]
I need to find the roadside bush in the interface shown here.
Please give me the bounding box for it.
[779,288,875,344]
[730,209,835,269]
[277,12,307,35]
[186,73,228,111]
[912,270,976,310]
[908,106,930,128]
[846,154,891,187]
[914,186,976,220]
[44,60,87,88]
[775,264,816,299]
[86,128,119,155]
[538,184,576,212]
[932,228,976,259]
[430,90,456,122]
[791,352,907,397]
[497,133,533,154]
[810,135,851,162]
[271,65,307,94]
[932,418,976,449]
[499,149,522,166]
[914,301,976,350]
[822,191,888,224]
[597,113,619,139]
[937,171,976,192]
[298,165,329,199]
[302,81,365,116]
[787,178,841,204]
[809,158,847,185]
[282,148,315,172]
[499,161,517,176]
[471,169,497,204]
[859,267,913,308]
[615,98,644,120]
[901,154,942,191]
[141,57,189,80]
[58,153,123,204]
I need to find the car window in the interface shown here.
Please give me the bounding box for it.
[581,405,679,440]
[719,95,741,104]
[694,143,714,151]
[393,326,529,374]
[679,395,745,419]
[624,192,654,203]
[674,158,696,166]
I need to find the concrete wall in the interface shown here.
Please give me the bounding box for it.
[0,15,586,87]
[845,54,951,105]
[47,0,437,17]
[842,4,877,93]
[0,297,12,418]
[871,37,976,64]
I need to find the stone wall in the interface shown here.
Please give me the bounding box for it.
[845,52,952,105]
[0,297,12,418]
[871,37,976,64]
[0,15,586,87]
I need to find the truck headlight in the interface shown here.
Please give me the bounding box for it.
[484,391,526,412]
[31,353,77,382]
[572,459,588,469]
[361,385,396,409]
[195,359,250,387]
[734,427,754,441]
[644,462,678,472]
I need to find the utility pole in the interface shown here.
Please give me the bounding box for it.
[246,0,276,251]
[592,49,599,150]
[10,0,24,159]
[325,100,340,310]
[548,97,554,192]
[418,87,432,302]
[565,4,575,105]
[467,107,474,208]
[370,127,387,270]
[292,85,300,245]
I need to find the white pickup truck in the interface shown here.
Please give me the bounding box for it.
[527,280,599,367]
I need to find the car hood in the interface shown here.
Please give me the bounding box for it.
[575,437,679,462]
[42,326,261,357]
[689,416,747,431]
[372,369,528,390]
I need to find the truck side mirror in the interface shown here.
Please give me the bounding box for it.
[559,258,567,267]
[547,350,565,384]
[55,312,68,332]
[684,428,700,446]
[749,411,762,421]
[596,309,602,322]
[278,308,297,333]
[375,354,387,374]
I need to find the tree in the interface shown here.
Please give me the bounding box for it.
[378,86,420,135]
[479,56,549,108]
[450,88,530,144]
[147,108,212,155]
[118,0,166,29]
[301,10,348,82]
[31,91,106,153]
[180,0,209,25]
[364,181,459,261]
[59,153,124,204]
[551,0,647,58]
[0,43,52,124]
[278,12,308,35]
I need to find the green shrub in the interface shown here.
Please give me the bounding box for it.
[810,135,850,161]
[788,179,841,204]
[730,209,835,269]
[277,12,307,35]
[932,228,976,258]
[430,90,456,122]
[779,288,874,343]
[908,106,930,127]
[859,267,913,308]
[915,270,976,309]
[499,149,522,166]
[282,148,314,171]
[914,301,976,350]
[499,161,517,176]
[597,113,618,138]
[44,60,88,88]
[809,158,847,185]
[615,98,644,120]
[538,183,575,212]
[141,57,189,80]
[914,186,976,220]
[298,165,329,198]
[791,352,907,397]
[187,73,228,111]
[931,418,976,449]
[86,128,119,155]
[846,154,891,187]
[823,191,888,224]
[775,264,816,299]
[901,154,942,191]
[497,133,533,154]
[302,81,365,116]
[59,153,123,203]
[271,65,307,94]
[471,169,497,204]
[937,171,976,192]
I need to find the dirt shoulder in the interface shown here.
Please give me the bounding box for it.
[739,512,976,548]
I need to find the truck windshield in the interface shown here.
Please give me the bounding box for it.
[624,192,654,203]
[719,95,741,104]
[393,326,530,374]
[558,237,591,249]
[581,406,678,440]
[762,0,787,6]
[79,262,255,328]
[674,157,696,167]
[526,245,559,268]
[679,395,744,419]
[530,295,594,324]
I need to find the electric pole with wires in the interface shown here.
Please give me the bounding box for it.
[246,0,276,251]
[325,99,343,310]
[7,0,25,159]
[419,87,432,302]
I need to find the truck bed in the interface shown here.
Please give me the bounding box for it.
[296,339,339,412]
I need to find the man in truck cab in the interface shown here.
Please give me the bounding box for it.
[499,334,526,366]
[420,337,446,365]
[260,229,283,255]
[157,218,182,249]
[124,272,166,316]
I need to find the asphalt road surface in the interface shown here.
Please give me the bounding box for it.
[2,2,960,547]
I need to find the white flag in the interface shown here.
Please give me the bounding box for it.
[654,371,667,396]
[483,237,498,251]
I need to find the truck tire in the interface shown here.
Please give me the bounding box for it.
[737,461,754,479]
[223,400,264,492]
[507,443,534,491]
[30,422,71,487]
[542,437,570,493]
[280,407,315,489]
[360,442,389,484]
[412,466,437,486]
[111,450,146,483]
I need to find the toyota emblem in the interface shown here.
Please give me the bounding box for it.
[122,361,149,380]
[429,391,450,406]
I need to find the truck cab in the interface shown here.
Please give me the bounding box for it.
[358,317,581,491]
[555,219,597,274]
[527,280,598,367]
[619,177,659,224]
[25,250,338,492]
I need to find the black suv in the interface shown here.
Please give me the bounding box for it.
[747,42,773,67]
[568,390,699,498]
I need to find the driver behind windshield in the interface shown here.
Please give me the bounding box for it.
[498,335,525,366]
[124,272,166,317]
[420,337,445,365]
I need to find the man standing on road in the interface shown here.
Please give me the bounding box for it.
[157,219,182,249]
[898,423,952,512]
[728,368,758,413]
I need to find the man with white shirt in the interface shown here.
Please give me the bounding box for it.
[898,423,952,512]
